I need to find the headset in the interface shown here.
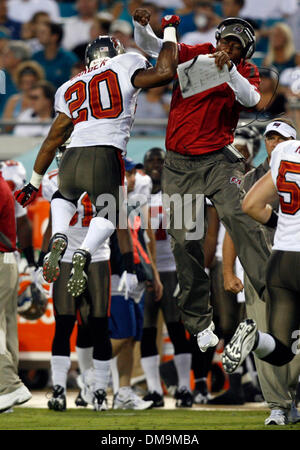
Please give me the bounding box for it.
[215,17,256,59]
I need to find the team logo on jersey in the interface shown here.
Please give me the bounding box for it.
[230,176,241,187]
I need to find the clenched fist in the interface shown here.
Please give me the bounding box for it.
[133,8,151,26]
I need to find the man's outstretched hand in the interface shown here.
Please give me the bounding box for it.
[133,8,151,26]
[14,183,38,207]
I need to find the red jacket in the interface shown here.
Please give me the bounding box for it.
[166,43,260,155]
[0,172,16,252]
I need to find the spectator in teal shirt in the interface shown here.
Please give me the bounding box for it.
[0,40,31,117]
[32,22,78,89]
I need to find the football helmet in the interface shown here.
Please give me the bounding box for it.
[234,125,261,162]
[18,271,48,320]
[85,36,125,68]
[55,138,71,168]
[215,18,256,59]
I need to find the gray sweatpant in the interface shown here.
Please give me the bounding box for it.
[162,149,270,335]
[0,252,23,395]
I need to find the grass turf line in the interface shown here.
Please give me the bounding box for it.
[0,409,299,430]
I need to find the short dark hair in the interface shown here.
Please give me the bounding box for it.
[45,22,64,45]
[31,80,56,102]
[31,11,50,24]
[234,0,245,7]
[195,1,214,10]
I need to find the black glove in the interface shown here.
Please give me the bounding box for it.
[15,183,38,207]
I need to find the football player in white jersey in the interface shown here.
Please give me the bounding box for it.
[40,151,113,411]
[14,23,179,299]
[141,147,193,408]
[222,122,300,376]
[0,160,36,269]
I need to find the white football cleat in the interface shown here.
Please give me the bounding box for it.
[197,322,219,352]
[222,319,257,374]
[265,409,288,426]
[0,384,32,413]
[113,390,153,410]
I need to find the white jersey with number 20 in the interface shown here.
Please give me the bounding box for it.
[55,52,150,152]
[270,139,300,252]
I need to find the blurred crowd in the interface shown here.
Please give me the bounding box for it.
[1,0,300,135]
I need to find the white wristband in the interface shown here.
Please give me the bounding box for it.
[163,27,177,44]
[30,170,43,189]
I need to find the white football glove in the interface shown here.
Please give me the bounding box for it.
[32,266,51,299]
[118,270,138,300]
[128,282,145,304]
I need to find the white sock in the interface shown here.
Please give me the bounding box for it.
[93,359,111,391]
[51,355,71,390]
[141,355,163,395]
[80,217,115,255]
[174,353,192,391]
[253,331,276,358]
[110,356,119,394]
[51,198,77,236]
[76,346,93,374]
[118,386,132,398]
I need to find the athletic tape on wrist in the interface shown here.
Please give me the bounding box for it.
[30,170,43,189]
[163,27,177,44]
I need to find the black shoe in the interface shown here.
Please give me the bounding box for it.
[143,391,164,408]
[75,390,88,407]
[47,385,66,411]
[208,373,245,405]
[242,381,264,403]
[175,387,193,407]
[193,379,212,404]
[93,389,108,411]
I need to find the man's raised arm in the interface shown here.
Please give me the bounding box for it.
[132,14,180,89]
[133,8,172,59]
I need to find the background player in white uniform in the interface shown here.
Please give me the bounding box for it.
[109,157,158,410]
[1,160,36,270]
[223,137,300,398]
[141,147,193,408]
[15,28,179,301]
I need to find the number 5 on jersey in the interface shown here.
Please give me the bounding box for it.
[64,70,123,124]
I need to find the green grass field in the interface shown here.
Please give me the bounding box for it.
[0,408,299,430]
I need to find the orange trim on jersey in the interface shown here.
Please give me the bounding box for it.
[277,160,300,215]
[89,71,123,119]
[116,150,125,187]
[76,308,82,326]
[80,193,93,227]
[130,216,151,265]
[48,169,59,180]
[64,80,88,125]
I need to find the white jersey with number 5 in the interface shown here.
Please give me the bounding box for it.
[41,169,110,263]
[270,139,300,252]
[55,52,151,152]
